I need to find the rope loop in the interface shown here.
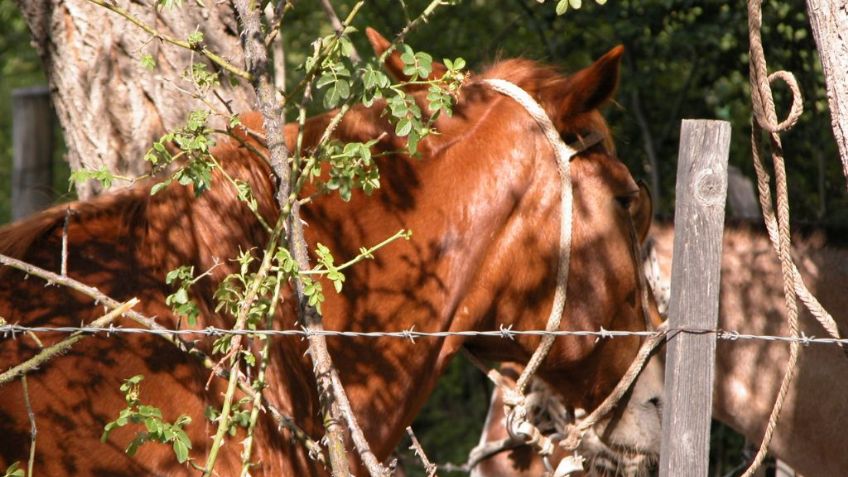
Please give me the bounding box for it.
[751,69,804,133]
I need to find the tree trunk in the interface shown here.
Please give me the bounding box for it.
[15,0,254,198]
[805,0,848,187]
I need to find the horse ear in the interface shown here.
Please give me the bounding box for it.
[365,27,447,82]
[561,45,624,115]
[631,180,653,243]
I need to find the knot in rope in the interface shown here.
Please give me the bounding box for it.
[558,424,583,452]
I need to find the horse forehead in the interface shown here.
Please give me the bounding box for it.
[572,153,637,192]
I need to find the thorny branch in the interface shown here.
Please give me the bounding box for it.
[231,1,360,476]
[406,426,438,477]
[22,375,37,477]
[202,218,284,476]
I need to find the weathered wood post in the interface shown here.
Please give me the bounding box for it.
[659,119,731,476]
[12,86,54,220]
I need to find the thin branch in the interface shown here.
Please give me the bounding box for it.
[406,426,438,477]
[201,220,283,477]
[284,1,366,105]
[239,268,283,477]
[263,2,287,103]
[0,299,138,385]
[0,254,205,360]
[380,0,449,63]
[22,375,36,477]
[0,253,321,460]
[85,0,253,81]
[61,207,72,276]
[320,0,361,63]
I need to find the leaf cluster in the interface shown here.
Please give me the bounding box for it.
[205,397,253,437]
[165,265,201,326]
[101,375,193,464]
[145,110,216,196]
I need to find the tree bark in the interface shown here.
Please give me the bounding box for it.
[15,0,254,198]
[805,0,848,187]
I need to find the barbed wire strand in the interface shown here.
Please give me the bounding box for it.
[2,323,845,346]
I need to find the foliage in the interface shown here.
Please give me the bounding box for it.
[165,265,201,325]
[101,375,193,464]
[1,462,23,477]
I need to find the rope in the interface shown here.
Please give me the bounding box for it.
[482,78,580,397]
[743,0,828,473]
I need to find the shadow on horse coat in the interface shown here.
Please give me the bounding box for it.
[0,31,662,476]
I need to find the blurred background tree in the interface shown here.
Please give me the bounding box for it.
[1,0,843,474]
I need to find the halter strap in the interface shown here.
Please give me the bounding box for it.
[482,78,602,396]
[475,79,660,477]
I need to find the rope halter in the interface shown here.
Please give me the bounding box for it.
[473,78,667,477]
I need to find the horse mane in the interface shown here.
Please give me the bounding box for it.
[0,120,278,281]
[0,188,149,260]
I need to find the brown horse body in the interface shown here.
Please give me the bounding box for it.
[0,38,661,475]
[475,222,848,476]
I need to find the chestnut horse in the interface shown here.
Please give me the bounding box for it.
[0,33,662,475]
[474,222,848,476]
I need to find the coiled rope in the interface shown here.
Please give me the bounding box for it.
[743,0,844,474]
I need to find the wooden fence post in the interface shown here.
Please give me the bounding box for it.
[12,86,54,220]
[659,119,731,476]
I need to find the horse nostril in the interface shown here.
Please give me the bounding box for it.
[647,396,662,409]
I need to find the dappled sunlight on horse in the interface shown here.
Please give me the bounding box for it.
[0,30,661,476]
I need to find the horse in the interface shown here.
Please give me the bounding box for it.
[472,221,848,476]
[0,30,663,476]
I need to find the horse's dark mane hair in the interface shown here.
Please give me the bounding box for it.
[0,121,277,273]
[0,187,149,260]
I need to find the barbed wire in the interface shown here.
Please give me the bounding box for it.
[1,323,845,346]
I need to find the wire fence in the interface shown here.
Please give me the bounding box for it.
[2,323,846,346]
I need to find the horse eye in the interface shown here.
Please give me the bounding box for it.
[615,192,639,210]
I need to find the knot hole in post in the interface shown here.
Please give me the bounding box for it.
[693,168,726,207]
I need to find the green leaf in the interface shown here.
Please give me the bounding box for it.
[556,0,569,14]
[173,438,189,463]
[3,461,24,477]
[140,54,156,70]
[569,0,582,9]
[172,288,189,305]
[187,30,204,48]
[396,118,413,137]
[150,181,170,195]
